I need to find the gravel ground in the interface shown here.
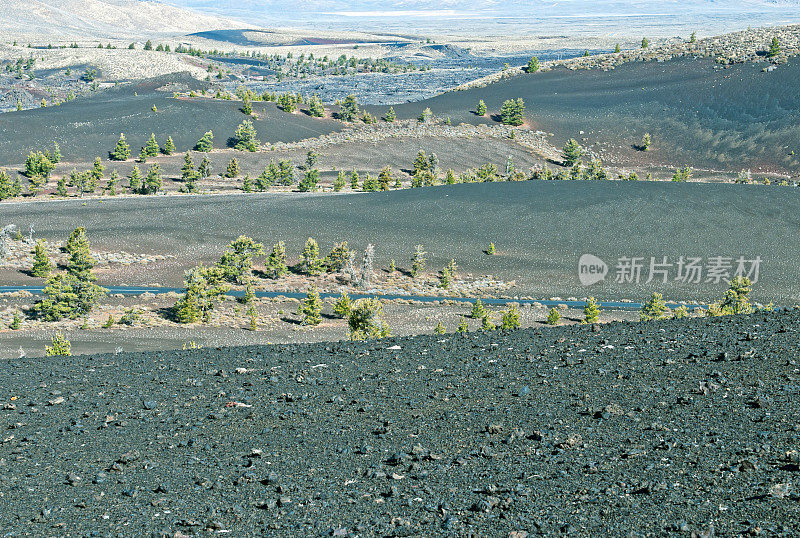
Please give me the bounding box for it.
[1,310,799,535]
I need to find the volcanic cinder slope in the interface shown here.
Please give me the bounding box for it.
[3,181,798,305]
[379,56,800,174]
[1,310,799,534]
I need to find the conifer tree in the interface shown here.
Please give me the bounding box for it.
[768,36,781,58]
[218,236,264,283]
[349,169,360,190]
[410,244,426,277]
[107,170,118,195]
[56,176,68,197]
[241,95,253,115]
[31,239,53,277]
[299,237,324,275]
[527,56,540,72]
[181,152,197,183]
[362,173,378,192]
[333,292,352,318]
[173,265,228,323]
[641,37,649,49]
[470,298,487,319]
[333,170,346,191]
[233,119,259,151]
[614,43,621,53]
[45,331,72,356]
[298,169,319,192]
[339,94,359,122]
[457,316,469,333]
[500,98,525,126]
[198,155,211,178]
[10,310,21,330]
[65,227,96,281]
[265,241,288,278]
[144,133,160,157]
[641,132,651,151]
[348,298,390,340]
[298,286,322,326]
[225,158,240,178]
[433,321,446,334]
[277,160,294,185]
[308,95,324,117]
[144,164,162,194]
[500,304,521,330]
[378,166,393,190]
[129,166,142,193]
[562,139,584,166]
[385,106,396,122]
[640,292,669,321]
[546,307,561,325]
[195,131,214,152]
[583,297,600,324]
[476,99,487,116]
[163,136,176,155]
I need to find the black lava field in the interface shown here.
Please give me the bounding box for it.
[1,310,799,535]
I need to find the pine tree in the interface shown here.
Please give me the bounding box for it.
[65,227,96,281]
[641,37,649,49]
[500,98,525,126]
[49,142,61,164]
[689,32,697,43]
[457,316,469,333]
[349,169,360,190]
[233,120,259,152]
[614,43,621,53]
[242,175,252,192]
[194,131,214,152]
[307,95,324,117]
[144,164,162,194]
[333,292,352,318]
[243,277,256,305]
[56,176,68,197]
[28,174,46,195]
[433,321,446,334]
[10,310,21,330]
[500,304,521,330]
[347,298,390,340]
[241,95,253,115]
[163,136,176,155]
[385,106,396,122]
[246,303,258,330]
[481,313,495,331]
[299,237,324,275]
[107,170,118,195]
[277,160,294,185]
[546,307,561,325]
[562,139,584,166]
[339,94,359,122]
[470,299,487,319]
[362,173,378,192]
[640,292,669,321]
[299,286,322,326]
[298,169,319,192]
[445,169,457,184]
[526,56,540,73]
[476,99,487,116]
[129,166,142,193]
[377,166,393,190]
[173,265,228,323]
[198,155,211,178]
[641,132,651,151]
[333,170,346,192]
[265,241,288,278]
[410,244,426,277]
[45,331,72,356]
[31,239,52,277]
[144,39,153,50]
[218,236,264,283]
[487,242,496,255]
[583,297,600,324]
[768,36,781,58]
[181,152,197,183]
[144,133,160,157]
[225,158,240,178]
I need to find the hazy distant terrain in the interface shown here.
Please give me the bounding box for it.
[0,0,253,38]
[162,0,800,36]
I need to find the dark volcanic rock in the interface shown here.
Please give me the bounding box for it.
[1,310,800,535]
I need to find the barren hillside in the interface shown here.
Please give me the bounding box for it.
[0,0,255,39]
